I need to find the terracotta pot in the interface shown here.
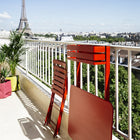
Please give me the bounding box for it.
[0,80,12,99]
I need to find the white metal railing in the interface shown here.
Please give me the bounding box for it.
[18,39,140,140]
[111,45,140,140]
[20,40,68,86]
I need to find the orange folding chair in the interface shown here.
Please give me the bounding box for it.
[67,44,113,140]
[44,59,67,137]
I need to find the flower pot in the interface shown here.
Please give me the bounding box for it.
[6,75,20,92]
[0,80,12,99]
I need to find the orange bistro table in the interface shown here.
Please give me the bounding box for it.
[67,44,113,140]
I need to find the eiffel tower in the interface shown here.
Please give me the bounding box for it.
[17,0,33,35]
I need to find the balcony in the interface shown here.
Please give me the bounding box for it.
[0,39,140,140]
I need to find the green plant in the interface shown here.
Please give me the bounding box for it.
[1,30,26,76]
[0,51,6,83]
[0,67,10,83]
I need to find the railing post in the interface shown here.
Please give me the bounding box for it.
[63,44,66,62]
[40,42,42,78]
[38,42,40,77]
[48,44,50,84]
[80,63,83,89]
[52,47,54,84]
[31,43,33,72]
[26,44,28,75]
[43,43,45,81]
[67,59,71,107]
[36,42,38,75]
[74,61,76,86]
[128,50,132,140]
[45,43,48,82]
[87,64,90,92]
[115,49,119,131]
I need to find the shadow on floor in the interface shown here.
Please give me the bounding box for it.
[18,117,46,140]
[16,90,63,140]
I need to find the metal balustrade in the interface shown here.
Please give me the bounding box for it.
[20,40,68,87]
[18,39,140,140]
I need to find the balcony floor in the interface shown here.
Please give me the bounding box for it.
[0,90,64,140]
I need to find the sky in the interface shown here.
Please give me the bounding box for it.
[0,0,140,33]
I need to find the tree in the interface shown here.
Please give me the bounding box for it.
[89,64,140,139]
[73,35,126,43]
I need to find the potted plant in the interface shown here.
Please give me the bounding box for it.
[0,51,11,98]
[1,30,26,91]
[0,50,6,83]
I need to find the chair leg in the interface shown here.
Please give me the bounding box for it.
[44,92,55,125]
[54,97,65,137]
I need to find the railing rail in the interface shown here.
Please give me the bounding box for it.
[18,39,140,140]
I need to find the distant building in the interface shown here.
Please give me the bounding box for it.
[0,30,10,38]
[100,35,106,39]
[61,36,74,42]
[110,48,140,68]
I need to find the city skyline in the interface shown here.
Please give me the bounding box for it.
[0,0,140,33]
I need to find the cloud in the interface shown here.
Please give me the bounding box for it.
[100,23,105,26]
[0,12,11,19]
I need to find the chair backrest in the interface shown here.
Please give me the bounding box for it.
[68,85,113,140]
[52,59,67,97]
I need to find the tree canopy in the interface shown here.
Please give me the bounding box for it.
[70,62,140,139]
[73,35,126,43]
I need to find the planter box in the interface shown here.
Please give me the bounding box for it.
[0,80,12,99]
